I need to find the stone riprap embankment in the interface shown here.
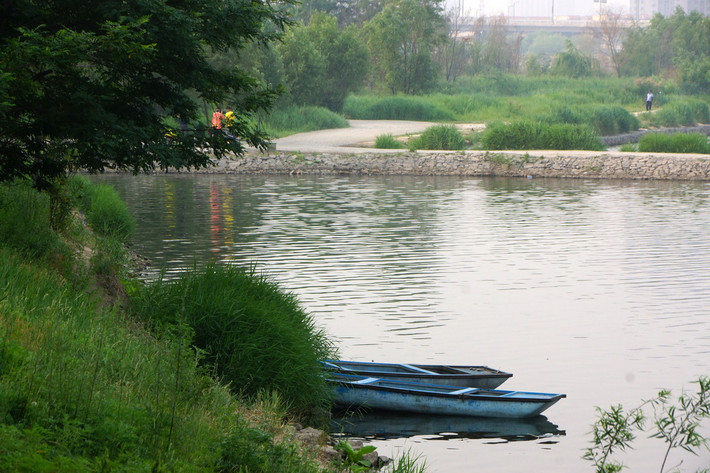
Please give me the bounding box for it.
[203,149,710,181]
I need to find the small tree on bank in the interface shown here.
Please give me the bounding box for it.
[279,13,369,111]
[362,0,446,94]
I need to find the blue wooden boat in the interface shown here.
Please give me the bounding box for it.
[328,373,565,419]
[322,360,512,389]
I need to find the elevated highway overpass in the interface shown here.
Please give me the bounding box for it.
[459,16,645,38]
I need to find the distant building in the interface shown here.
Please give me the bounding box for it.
[515,0,553,18]
[686,0,710,14]
[630,0,709,19]
[515,0,597,17]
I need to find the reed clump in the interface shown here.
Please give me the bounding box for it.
[375,133,404,149]
[408,125,466,151]
[482,121,605,151]
[129,263,337,419]
[540,104,640,136]
[637,132,710,154]
[644,100,710,128]
[344,95,453,121]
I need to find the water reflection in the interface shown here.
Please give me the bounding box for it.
[331,411,565,442]
[94,173,710,473]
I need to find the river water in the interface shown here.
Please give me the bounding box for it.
[95,173,710,473]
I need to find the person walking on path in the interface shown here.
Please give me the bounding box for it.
[646,90,654,111]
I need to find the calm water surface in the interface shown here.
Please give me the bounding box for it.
[96,173,710,473]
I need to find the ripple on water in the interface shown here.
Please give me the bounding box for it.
[97,173,710,473]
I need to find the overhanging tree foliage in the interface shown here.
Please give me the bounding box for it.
[0,0,291,191]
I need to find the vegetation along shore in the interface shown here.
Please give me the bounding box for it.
[3,0,710,470]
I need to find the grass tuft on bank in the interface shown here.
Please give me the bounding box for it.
[129,263,336,419]
[482,121,605,151]
[637,132,710,154]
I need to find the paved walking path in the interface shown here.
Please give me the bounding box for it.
[274,120,471,153]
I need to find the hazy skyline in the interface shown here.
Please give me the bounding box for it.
[447,0,629,17]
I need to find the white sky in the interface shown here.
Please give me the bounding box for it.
[447,0,629,16]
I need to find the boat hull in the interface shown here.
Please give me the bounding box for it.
[323,360,512,389]
[330,375,565,419]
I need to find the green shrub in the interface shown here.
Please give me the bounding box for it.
[638,132,710,154]
[0,186,330,472]
[610,106,641,133]
[538,105,639,136]
[408,125,466,150]
[649,101,701,127]
[542,105,583,125]
[587,106,619,135]
[130,263,336,418]
[343,95,453,121]
[671,102,695,126]
[649,106,681,127]
[544,123,605,150]
[482,121,605,151]
[691,101,710,124]
[374,134,404,149]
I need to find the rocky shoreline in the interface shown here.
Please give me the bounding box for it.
[201,148,710,181]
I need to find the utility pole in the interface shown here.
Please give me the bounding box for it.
[551,0,554,23]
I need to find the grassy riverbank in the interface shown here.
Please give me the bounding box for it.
[0,178,428,472]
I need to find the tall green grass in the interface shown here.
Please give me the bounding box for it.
[0,181,339,472]
[645,100,710,128]
[0,248,236,470]
[375,134,404,149]
[344,95,454,121]
[129,263,337,418]
[482,121,605,151]
[74,178,136,242]
[263,105,348,138]
[408,125,466,150]
[540,104,640,135]
[637,132,710,154]
[0,180,70,263]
